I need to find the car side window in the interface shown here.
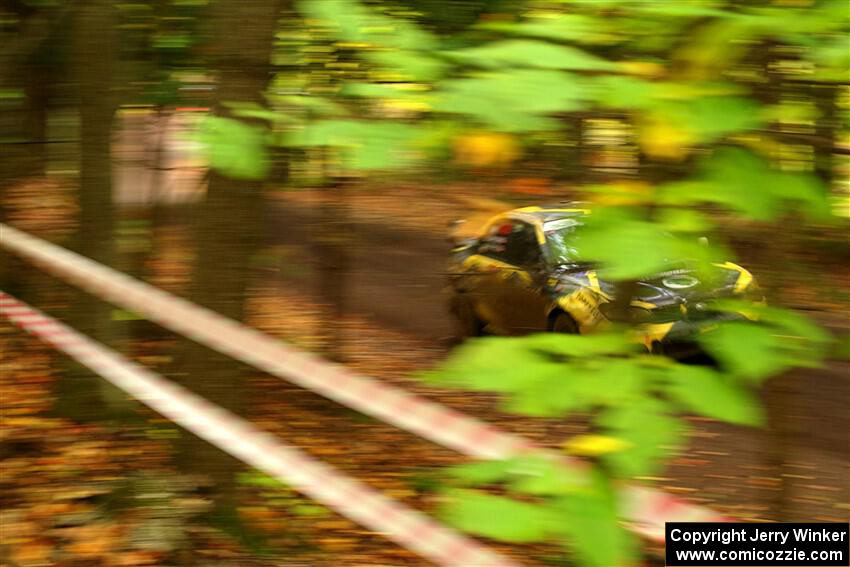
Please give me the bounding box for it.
[479,220,541,267]
[476,221,510,259]
[512,223,543,267]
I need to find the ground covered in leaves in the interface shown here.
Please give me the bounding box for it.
[2,178,848,566]
[0,324,293,567]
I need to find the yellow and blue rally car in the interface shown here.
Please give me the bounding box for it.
[446,204,761,356]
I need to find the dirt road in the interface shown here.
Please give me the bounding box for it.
[258,198,849,523]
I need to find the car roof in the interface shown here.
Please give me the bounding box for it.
[506,203,590,225]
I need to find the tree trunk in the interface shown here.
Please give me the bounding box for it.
[0,6,58,339]
[178,0,282,507]
[314,176,354,362]
[23,58,49,175]
[73,0,116,343]
[52,0,129,422]
[759,45,794,522]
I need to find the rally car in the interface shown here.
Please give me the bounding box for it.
[446,204,762,355]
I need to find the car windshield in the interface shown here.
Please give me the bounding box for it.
[542,218,582,265]
[543,217,695,270]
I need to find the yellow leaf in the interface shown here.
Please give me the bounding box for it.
[12,542,51,564]
[453,132,521,168]
[730,133,784,157]
[381,99,431,113]
[675,20,751,81]
[617,61,666,78]
[319,537,357,551]
[637,115,693,161]
[563,434,632,457]
[67,529,115,557]
[583,181,653,206]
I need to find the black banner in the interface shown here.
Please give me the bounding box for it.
[666,523,849,566]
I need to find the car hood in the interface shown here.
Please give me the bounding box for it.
[627,265,741,306]
[555,263,747,308]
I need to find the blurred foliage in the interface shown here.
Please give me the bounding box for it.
[237,471,331,519]
[197,116,269,179]
[4,0,847,563]
[248,0,845,565]
[424,305,832,564]
[192,0,847,563]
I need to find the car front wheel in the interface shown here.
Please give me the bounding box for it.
[449,294,485,339]
[550,312,579,334]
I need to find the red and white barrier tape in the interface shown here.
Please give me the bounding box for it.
[0,223,727,540]
[0,291,518,567]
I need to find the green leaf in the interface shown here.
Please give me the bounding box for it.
[281,120,422,170]
[770,172,832,221]
[640,95,762,145]
[442,489,554,543]
[432,334,635,418]
[591,75,657,110]
[675,17,757,80]
[667,364,764,426]
[274,94,348,117]
[426,337,561,395]
[225,102,298,124]
[666,237,729,277]
[503,375,589,417]
[668,150,775,219]
[658,208,713,233]
[707,302,832,368]
[810,36,850,80]
[551,469,636,567]
[661,148,832,221]
[495,356,645,418]
[197,116,269,180]
[447,459,514,486]
[506,385,575,417]
[507,455,585,496]
[299,0,435,51]
[599,398,685,477]
[521,332,634,358]
[574,209,675,279]
[365,50,447,82]
[448,40,616,71]
[762,100,820,125]
[682,96,763,141]
[343,83,416,98]
[576,358,645,406]
[435,70,587,132]
[759,306,822,342]
[698,323,786,381]
[634,3,731,18]
[479,13,611,45]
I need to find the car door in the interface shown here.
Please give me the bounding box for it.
[473,219,548,334]
[463,218,520,333]
[497,221,550,333]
